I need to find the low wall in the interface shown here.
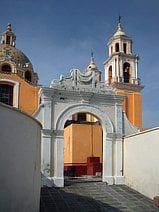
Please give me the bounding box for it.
[124,128,159,199]
[0,104,41,212]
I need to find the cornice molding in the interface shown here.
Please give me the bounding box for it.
[103,53,139,65]
[112,82,144,92]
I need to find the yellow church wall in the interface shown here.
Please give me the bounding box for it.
[64,124,102,165]
[116,89,142,130]
[0,73,39,115]
[132,93,142,129]
[64,124,73,163]
[18,80,39,115]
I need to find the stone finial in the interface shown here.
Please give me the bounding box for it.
[7,23,12,31]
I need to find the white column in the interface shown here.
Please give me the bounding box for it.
[41,130,53,187]
[104,66,108,83]
[115,103,123,134]
[114,136,125,184]
[103,133,114,185]
[112,58,115,81]
[52,130,64,187]
[114,103,125,184]
[118,58,121,82]
[41,97,54,187]
[43,98,52,129]
[130,61,135,84]
[120,59,123,81]
[41,133,51,176]
[116,57,119,82]
[135,59,138,79]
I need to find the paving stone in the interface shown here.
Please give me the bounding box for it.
[40,179,159,212]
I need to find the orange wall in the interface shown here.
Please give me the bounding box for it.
[116,89,142,129]
[64,124,102,164]
[0,73,39,115]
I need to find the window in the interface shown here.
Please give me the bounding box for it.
[2,65,11,72]
[115,43,119,52]
[6,36,10,44]
[123,43,127,53]
[25,71,32,82]
[123,63,130,83]
[0,84,13,106]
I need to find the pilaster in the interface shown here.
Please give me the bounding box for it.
[103,133,114,185]
[114,136,125,184]
[52,130,64,187]
[42,98,52,129]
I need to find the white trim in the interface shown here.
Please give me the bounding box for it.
[0,78,19,108]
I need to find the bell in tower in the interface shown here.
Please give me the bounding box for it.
[104,18,144,130]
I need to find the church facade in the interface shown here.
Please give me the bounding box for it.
[0,21,143,187]
[35,21,142,187]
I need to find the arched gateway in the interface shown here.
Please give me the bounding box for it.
[35,69,138,187]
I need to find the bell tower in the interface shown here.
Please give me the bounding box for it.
[1,23,16,47]
[104,19,144,130]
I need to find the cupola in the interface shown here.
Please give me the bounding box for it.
[84,52,101,81]
[1,23,16,46]
[0,23,38,85]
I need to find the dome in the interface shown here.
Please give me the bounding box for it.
[0,44,32,68]
[84,52,101,81]
[87,62,98,71]
[114,30,126,37]
[85,52,99,72]
[0,23,38,85]
[113,22,127,37]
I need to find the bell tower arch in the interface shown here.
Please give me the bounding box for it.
[104,19,144,130]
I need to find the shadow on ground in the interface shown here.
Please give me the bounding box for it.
[40,179,159,212]
[40,186,120,212]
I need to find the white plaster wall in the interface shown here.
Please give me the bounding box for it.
[124,128,159,199]
[0,103,41,212]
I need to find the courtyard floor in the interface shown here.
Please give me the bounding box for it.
[40,178,159,212]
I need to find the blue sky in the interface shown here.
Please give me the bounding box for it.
[0,0,159,128]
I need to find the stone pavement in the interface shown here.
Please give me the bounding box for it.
[40,178,159,212]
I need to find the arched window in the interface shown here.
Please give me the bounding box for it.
[6,36,11,44]
[0,84,13,106]
[108,66,112,84]
[111,46,113,54]
[123,63,130,83]
[123,43,127,53]
[115,43,119,52]
[2,65,11,72]
[25,71,32,82]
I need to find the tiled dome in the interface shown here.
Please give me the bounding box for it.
[0,44,32,68]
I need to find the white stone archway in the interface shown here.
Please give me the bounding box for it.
[35,69,137,187]
[53,103,115,187]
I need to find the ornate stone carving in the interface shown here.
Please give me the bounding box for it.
[50,69,114,94]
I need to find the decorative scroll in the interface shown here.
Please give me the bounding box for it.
[50,68,114,95]
[70,69,96,87]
